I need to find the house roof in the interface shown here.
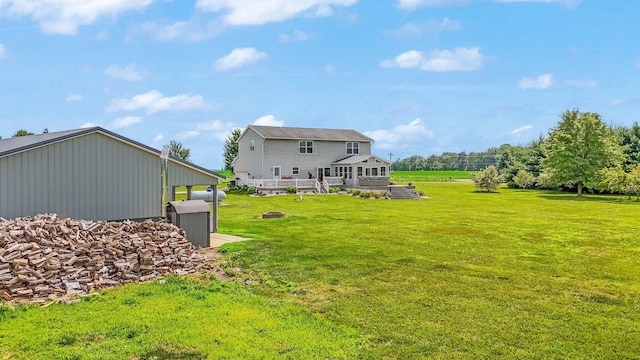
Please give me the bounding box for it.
[0,127,225,179]
[332,154,392,165]
[247,125,374,143]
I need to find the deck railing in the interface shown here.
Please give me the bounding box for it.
[238,178,317,189]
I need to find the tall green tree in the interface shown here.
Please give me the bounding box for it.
[12,129,35,137]
[542,109,623,196]
[165,140,191,161]
[223,128,242,171]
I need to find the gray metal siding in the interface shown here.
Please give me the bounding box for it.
[0,132,160,221]
[177,213,209,248]
[168,161,219,187]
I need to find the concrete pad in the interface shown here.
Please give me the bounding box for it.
[209,233,251,248]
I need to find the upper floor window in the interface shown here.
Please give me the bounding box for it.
[250,140,255,151]
[346,142,359,155]
[299,140,313,154]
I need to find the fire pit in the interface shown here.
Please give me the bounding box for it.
[262,211,285,219]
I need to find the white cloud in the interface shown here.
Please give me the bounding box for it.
[494,0,583,9]
[564,79,598,88]
[195,120,239,141]
[195,0,358,25]
[104,63,145,81]
[253,114,284,127]
[140,18,224,41]
[214,47,267,71]
[107,90,207,114]
[153,133,164,143]
[386,18,462,38]
[0,0,155,35]
[279,30,316,42]
[518,73,553,89]
[80,122,100,128]
[381,47,486,72]
[195,119,233,131]
[65,94,84,102]
[176,131,200,140]
[363,118,435,150]
[511,124,533,136]
[399,0,582,9]
[609,99,632,107]
[0,44,5,58]
[398,0,470,10]
[323,64,337,76]
[109,116,143,129]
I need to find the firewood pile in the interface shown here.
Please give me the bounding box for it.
[0,214,206,305]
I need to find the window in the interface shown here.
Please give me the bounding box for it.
[299,140,313,154]
[357,167,363,177]
[292,167,299,175]
[348,167,353,179]
[366,168,371,176]
[346,142,359,155]
[372,168,378,176]
[250,140,255,151]
[381,167,386,176]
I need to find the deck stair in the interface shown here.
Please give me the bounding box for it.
[389,185,421,200]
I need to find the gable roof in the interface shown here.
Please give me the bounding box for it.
[247,125,374,143]
[0,128,91,157]
[332,154,392,165]
[0,127,225,179]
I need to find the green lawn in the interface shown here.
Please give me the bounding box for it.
[391,170,474,182]
[2,182,639,359]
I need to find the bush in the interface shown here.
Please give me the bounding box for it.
[513,169,535,190]
[286,185,298,194]
[470,165,503,192]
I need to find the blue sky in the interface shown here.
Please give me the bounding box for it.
[1,0,639,169]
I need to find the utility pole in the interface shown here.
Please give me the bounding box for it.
[388,152,394,172]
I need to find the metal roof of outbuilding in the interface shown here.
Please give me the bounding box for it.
[0,127,225,179]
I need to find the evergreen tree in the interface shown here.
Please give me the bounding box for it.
[223,128,242,171]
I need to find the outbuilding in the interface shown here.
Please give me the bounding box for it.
[0,127,225,230]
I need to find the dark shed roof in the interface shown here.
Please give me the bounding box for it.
[0,127,225,179]
[248,125,374,142]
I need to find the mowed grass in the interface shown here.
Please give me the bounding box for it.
[391,170,474,182]
[0,276,360,359]
[2,180,640,359]
[216,183,640,358]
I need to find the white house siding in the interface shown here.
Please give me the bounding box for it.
[0,131,220,221]
[234,128,264,178]
[261,139,372,179]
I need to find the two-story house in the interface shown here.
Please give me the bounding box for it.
[232,125,391,189]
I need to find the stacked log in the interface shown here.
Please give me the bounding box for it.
[0,214,206,305]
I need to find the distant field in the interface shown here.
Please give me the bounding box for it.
[391,170,473,183]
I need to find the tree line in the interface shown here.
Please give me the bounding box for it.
[395,109,640,197]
